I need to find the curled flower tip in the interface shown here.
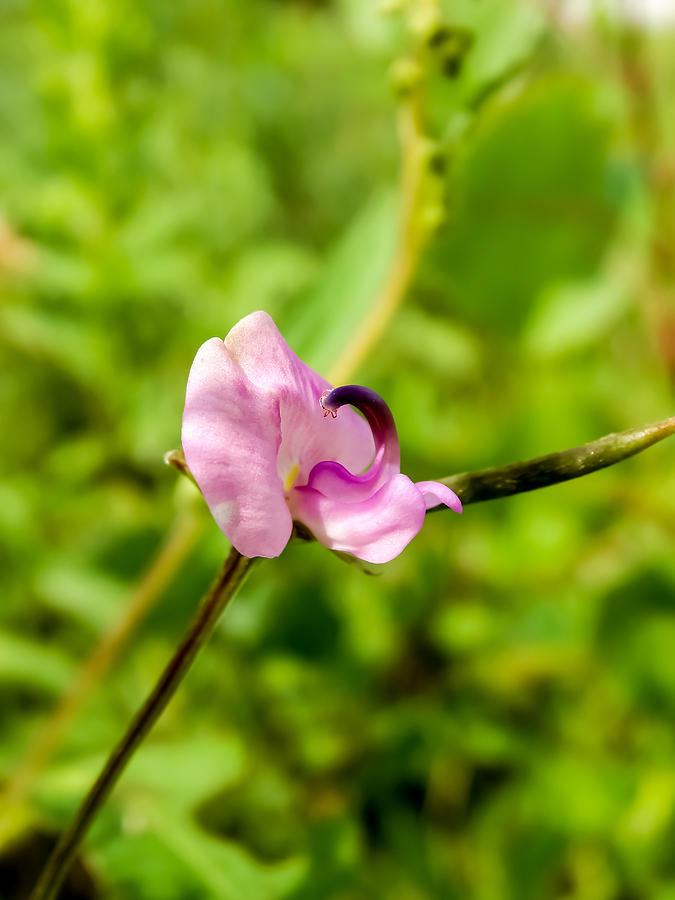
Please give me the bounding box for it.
[320,385,400,472]
[320,390,338,418]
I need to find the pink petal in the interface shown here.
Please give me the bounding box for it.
[416,481,463,514]
[181,337,293,558]
[290,475,427,564]
[225,312,374,483]
[304,459,377,501]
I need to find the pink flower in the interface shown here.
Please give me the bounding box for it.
[181,311,461,563]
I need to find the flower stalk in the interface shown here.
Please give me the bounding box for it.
[29,547,256,900]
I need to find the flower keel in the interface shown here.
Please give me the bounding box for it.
[289,384,462,563]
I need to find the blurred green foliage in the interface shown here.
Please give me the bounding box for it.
[1,0,674,897]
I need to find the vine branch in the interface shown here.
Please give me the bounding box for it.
[438,415,675,506]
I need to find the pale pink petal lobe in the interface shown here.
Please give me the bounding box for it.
[416,481,463,513]
[291,475,427,564]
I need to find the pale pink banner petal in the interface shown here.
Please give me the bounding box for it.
[225,311,373,483]
[182,337,293,558]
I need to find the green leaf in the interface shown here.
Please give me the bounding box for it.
[440,0,545,102]
[524,276,631,358]
[99,800,307,900]
[34,562,125,632]
[123,732,245,812]
[0,632,75,694]
[283,190,397,375]
[426,78,619,332]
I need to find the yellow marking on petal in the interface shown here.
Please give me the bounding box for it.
[284,464,300,491]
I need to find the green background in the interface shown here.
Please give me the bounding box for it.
[1,0,674,897]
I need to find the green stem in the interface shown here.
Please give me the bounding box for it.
[0,505,204,845]
[30,547,256,900]
[438,415,675,506]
